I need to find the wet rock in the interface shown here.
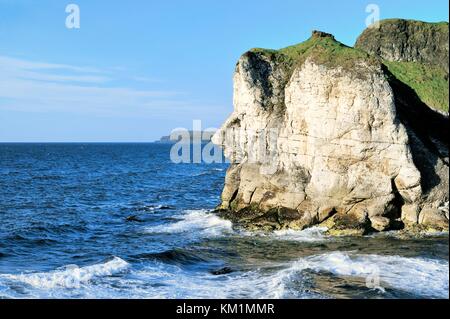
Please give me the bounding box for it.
[125,215,143,222]
[401,204,420,225]
[210,267,234,276]
[370,216,391,232]
[321,211,372,236]
[418,207,449,230]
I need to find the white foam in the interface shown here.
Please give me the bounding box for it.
[144,210,233,237]
[145,205,162,211]
[1,252,447,299]
[139,204,170,212]
[236,226,328,243]
[144,210,327,242]
[154,252,446,299]
[129,262,312,299]
[272,226,328,242]
[286,252,449,298]
[2,257,129,289]
[202,252,449,299]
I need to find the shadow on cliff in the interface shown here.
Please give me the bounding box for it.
[383,65,449,195]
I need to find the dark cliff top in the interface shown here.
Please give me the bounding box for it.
[355,19,449,112]
[355,19,448,67]
[311,30,335,40]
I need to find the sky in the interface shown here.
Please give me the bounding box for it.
[0,0,448,142]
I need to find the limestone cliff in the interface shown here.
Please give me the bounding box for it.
[212,22,449,235]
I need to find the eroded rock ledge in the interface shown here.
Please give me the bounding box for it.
[212,20,449,235]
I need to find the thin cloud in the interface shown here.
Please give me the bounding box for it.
[0,56,102,73]
[0,55,183,116]
[131,76,163,83]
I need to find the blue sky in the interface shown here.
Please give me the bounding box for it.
[0,0,448,142]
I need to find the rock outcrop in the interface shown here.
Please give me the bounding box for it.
[356,19,449,114]
[212,20,449,235]
[355,19,449,73]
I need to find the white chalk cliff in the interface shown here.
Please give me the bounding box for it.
[213,24,449,235]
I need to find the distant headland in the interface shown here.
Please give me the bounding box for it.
[156,130,215,144]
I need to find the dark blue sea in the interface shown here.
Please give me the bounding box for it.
[0,143,448,299]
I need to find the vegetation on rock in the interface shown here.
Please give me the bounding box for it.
[250,30,379,81]
[384,60,448,113]
[248,20,449,113]
[356,19,449,113]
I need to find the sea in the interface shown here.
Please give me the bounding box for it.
[0,143,448,299]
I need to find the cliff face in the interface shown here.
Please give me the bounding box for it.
[213,22,449,235]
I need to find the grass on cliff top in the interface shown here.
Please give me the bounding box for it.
[356,19,449,44]
[384,60,449,112]
[250,29,449,113]
[250,33,378,77]
[376,18,449,31]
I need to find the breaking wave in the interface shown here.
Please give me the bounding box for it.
[0,252,447,299]
[1,257,129,289]
[119,252,449,299]
[143,210,233,237]
[271,226,328,242]
[143,209,329,242]
[283,252,449,298]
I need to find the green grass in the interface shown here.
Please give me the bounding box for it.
[250,33,378,79]
[384,60,449,112]
[280,36,376,70]
[355,19,449,112]
[248,30,449,113]
[379,19,448,33]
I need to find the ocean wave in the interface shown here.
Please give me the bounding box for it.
[284,252,449,298]
[131,248,209,266]
[30,175,63,181]
[232,225,328,243]
[368,229,449,239]
[143,210,329,243]
[186,252,449,299]
[270,226,328,242]
[0,252,447,299]
[134,252,447,299]
[1,257,129,289]
[129,262,306,299]
[133,204,174,212]
[191,168,226,177]
[143,210,233,237]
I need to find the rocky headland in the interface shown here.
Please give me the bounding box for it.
[212,19,449,235]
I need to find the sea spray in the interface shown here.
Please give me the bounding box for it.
[2,257,129,289]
